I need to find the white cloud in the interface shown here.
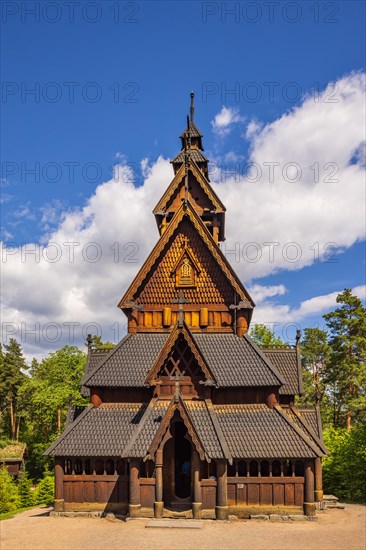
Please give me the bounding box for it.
[248,284,287,303]
[245,119,262,139]
[12,203,35,221]
[1,157,172,361]
[211,106,244,136]
[1,72,365,360]
[251,285,366,328]
[214,71,366,280]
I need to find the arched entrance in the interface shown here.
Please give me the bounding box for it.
[174,422,191,498]
[162,417,192,508]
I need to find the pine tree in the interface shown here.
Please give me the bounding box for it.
[299,327,331,406]
[323,289,366,430]
[18,470,34,507]
[36,473,54,505]
[0,339,27,440]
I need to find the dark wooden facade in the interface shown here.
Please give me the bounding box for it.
[46,94,326,519]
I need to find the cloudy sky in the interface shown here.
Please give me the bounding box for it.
[1,1,365,361]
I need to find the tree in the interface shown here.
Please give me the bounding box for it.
[35,473,54,505]
[323,289,366,430]
[18,471,34,507]
[18,346,87,479]
[298,327,331,408]
[0,339,28,440]
[250,324,286,347]
[322,424,366,502]
[88,335,115,350]
[0,466,19,513]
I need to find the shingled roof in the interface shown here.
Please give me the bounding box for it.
[45,404,147,457]
[284,405,326,451]
[172,149,209,165]
[82,330,287,391]
[46,399,324,459]
[126,399,170,457]
[185,401,225,459]
[194,333,286,388]
[179,122,203,139]
[213,404,324,459]
[82,333,169,388]
[81,348,111,397]
[262,348,303,395]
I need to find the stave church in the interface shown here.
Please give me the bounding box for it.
[46,94,326,519]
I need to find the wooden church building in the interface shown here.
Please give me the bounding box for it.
[46,94,326,519]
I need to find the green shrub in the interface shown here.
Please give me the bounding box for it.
[0,466,20,513]
[323,425,366,502]
[35,473,54,505]
[18,471,34,507]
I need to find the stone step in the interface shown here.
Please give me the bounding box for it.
[146,519,204,529]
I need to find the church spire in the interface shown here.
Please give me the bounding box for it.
[190,91,195,123]
[172,92,208,179]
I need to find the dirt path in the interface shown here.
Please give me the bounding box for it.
[1,504,365,550]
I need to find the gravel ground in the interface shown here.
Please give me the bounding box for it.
[1,504,365,550]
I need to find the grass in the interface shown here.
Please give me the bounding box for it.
[0,441,26,460]
[0,505,36,521]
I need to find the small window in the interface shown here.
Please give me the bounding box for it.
[238,460,247,476]
[295,460,304,476]
[261,460,270,477]
[84,459,91,475]
[95,459,104,475]
[105,459,114,475]
[272,460,281,477]
[249,460,258,477]
[283,460,293,476]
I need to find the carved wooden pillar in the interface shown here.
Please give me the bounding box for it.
[129,459,141,517]
[215,460,228,520]
[304,460,316,516]
[54,457,64,512]
[154,449,164,518]
[192,450,202,519]
[314,457,323,501]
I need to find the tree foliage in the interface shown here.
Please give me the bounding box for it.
[0,466,20,513]
[323,290,366,430]
[0,339,28,440]
[18,471,34,507]
[35,473,54,505]
[323,424,366,502]
[250,324,286,347]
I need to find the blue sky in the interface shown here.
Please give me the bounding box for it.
[1,0,365,359]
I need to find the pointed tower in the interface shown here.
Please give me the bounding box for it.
[46,94,326,521]
[154,93,225,242]
[121,92,254,337]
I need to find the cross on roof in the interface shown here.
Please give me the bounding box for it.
[170,372,185,402]
[172,291,190,328]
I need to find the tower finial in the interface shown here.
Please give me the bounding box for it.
[190,91,194,123]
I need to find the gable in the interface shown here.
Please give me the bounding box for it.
[138,217,235,305]
[145,323,216,387]
[120,203,253,309]
[154,162,225,217]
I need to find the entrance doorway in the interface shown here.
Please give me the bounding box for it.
[174,422,191,499]
[162,419,192,508]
